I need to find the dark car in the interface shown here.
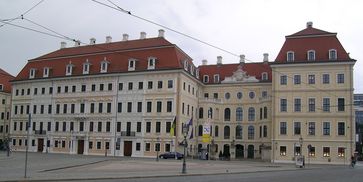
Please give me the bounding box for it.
[159,152,184,159]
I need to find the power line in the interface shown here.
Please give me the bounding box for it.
[0,0,45,28]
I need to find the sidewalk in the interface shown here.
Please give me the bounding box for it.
[0,151,334,182]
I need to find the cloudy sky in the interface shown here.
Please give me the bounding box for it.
[1,0,362,92]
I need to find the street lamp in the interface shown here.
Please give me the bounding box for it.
[182,124,188,174]
[156,136,160,162]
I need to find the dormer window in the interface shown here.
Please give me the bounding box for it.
[148,57,156,70]
[128,59,136,71]
[262,72,268,81]
[184,60,188,71]
[29,68,36,79]
[190,65,194,75]
[43,67,50,78]
[287,51,294,62]
[66,63,74,76]
[100,58,109,73]
[83,60,91,75]
[307,50,315,61]
[329,49,337,60]
[214,74,220,83]
[0,84,3,91]
[203,75,209,83]
[196,68,200,79]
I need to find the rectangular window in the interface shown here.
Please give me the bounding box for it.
[147,101,152,113]
[64,86,68,93]
[63,104,67,114]
[323,98,330,112]
[323,74,330,84]
[97,142,101,149]
[167,101,172,112]
[338,147,345,157]
[157,101,162,112]
[128,82,133,90]
[34,88,38,95]
[40,105,44,114]
[72,85,76,93]
[338,98,345,111]
[81,85,86,92]
[99,84,104,91]
[89,142,93,149]
[280,75,287,85]
[294,98,301,112]
[55,122,59,131]
[308,122,315,135]
[117,102,122,113]
[108,83,112,91]
[323,122,330,136]
[118,83,123,91]
[137,122,141,132]
[106,122,110,132]
[33,105,37,114]
[308,74,315,84]
[165,144,171,152]
[98,122,102,132]
[49,87,53,94]
[57,86,61,93]
[62,122,67,132]
[41,87,45,94]
[138,82,143,90]
[294,75,301,85]
[308,147,315,157]
[148,81,153,89]
[168,80,173,88]
[80,103,85,113]
[158,81,162,89]
[280,122,287,135]
[145,143,150,151]
[107,103,111,113]
[294,122,301,135]
[308,98,315,112]
[90,103,95,113]
[337,74,344,84]
[338,122,345,135]
[156,122,161,133]
[280,99,287,112]
[280,146,287,156]
[80,122,84,132]
[47,122,51,131]
[166,122,171,133]
[127,102,132,113]
[136,143,141,151]
[116,122,121,132]
[146,122,151,133]
[71,104,75,114]
[89,122,94,132]
[155,143,160,152]
[91,84,96,91]
[137,102,142,113]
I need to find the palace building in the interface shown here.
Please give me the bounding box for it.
[9,22,356,164]
[0,68,14,148]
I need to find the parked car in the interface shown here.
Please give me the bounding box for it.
[159,152,184,159]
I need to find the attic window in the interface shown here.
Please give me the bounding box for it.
[66,63,74,76]
[196,68,200,79]
[190,65,194,75]
[148,57,156,70]
[214,74,220,83]
[287,51,294,62]
[0,84,3,91]
[100,59,109,73]
[43,67,50,78]
[307,50,315,61]
[329,49,337,60]
[262,72,268,81]
[29,68,36,79]
[184,60,188,71]
[83,60,91,74]
[128,59,136,71]
[203,75,209,83]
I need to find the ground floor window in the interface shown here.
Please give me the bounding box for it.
[280,146,286,156]
[136,143,141,151]
[89,141,93,149]
[97,141,101,149]
[145,143,150,151]
[338,147,345,157]
[165,143,170,152]
[308,146,315,157]
[323,147,330,157]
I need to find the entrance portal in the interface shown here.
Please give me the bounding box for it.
[124,141,132,156]
[77,140,84,154]
[37,138,44,152]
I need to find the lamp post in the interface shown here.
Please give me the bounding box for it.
[182,124,188,174]
[156,137,160,162]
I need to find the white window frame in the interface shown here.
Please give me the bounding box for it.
[190,65,194,75]
[66,63,74,76]
[329,49,337,60]
[196,68,200,79]
[83,61,91,75]
[128,59,136,71]
[0,84,3,91]
[214,74,220,83]
[261,72,268,81]
[337,73,345,84]
[43,67,49,78]
[29,68,36,79]
[322,73,330,84]
[147,57,156,70]
[203,75,209,83]
[100,59,109,73]
[287,51,294,62]
[322,121,331,136]
[183,60,188,71]
[307,50,315,61]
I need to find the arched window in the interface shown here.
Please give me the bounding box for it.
[236,125,242,139]
[307,50,315,61]
[198,125,203,136]
[199,107,204,119]
[264,107,268,119]
[329,49,337,60]
[236,107,243,121]
[224,126,230,139]
[248,107,255,121]
[215,126,219,137]
[224,108,231,121]
[261,72,268,81]
[287,51,294,62]
[248,126,254,140]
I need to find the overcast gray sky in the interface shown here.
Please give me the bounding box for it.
[1,0,362,93]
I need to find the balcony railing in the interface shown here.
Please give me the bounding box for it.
[121,131,136,137]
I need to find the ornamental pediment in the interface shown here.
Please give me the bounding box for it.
[221,65,258,83]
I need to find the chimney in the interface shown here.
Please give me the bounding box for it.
[74,40,81,47]
[140,32,146,39]
[90,38,96,45]
[60,42,67,49]
[122,34,129,41]
[105,36,112,43]
[263,53,269,62]
[239,54,245,64]
[158,29,165,37]
[306,21,313,28]
[202,59,208,65]
[217,56,222,65]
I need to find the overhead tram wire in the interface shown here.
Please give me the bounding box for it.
[0,0,45,28]
[2,16,354,112]
[93,0,353,104]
